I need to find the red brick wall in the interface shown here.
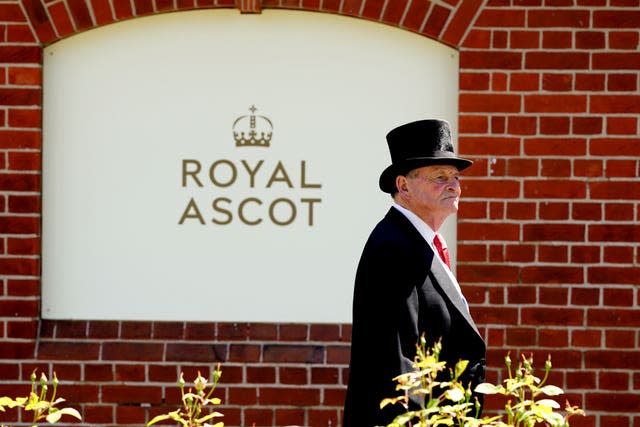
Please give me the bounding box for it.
[1,1,638,426]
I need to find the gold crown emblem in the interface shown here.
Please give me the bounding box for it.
[232,105,273,147]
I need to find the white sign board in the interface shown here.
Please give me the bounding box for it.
[42,9,459,322]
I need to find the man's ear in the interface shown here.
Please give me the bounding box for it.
[395,175,409,197]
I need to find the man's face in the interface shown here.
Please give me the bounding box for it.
[404,164,461,223]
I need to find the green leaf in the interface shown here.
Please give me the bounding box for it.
[539,385,564,396]
[45,409,62,424]
[380,396,406,409]
[26,400,50,412]
[474,383,500,395]
[506,378,529,388]
[444,387,465,402]
[0,396,24,409]
[196,412,224,423]
[28,392,39,405]
[481,415,503,424]
[59,407,82,420]
[454,360,469,380]
[393,413,415,425]
[147,411,177,426]
[170,412,184,422]
[539,410,565,426]
[45,407,81,424]
[536,399,561,409]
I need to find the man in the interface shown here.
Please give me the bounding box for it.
[343,119,486,427]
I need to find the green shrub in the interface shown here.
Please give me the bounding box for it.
[0,370,82,427]
[147,364,224,427]
[379,337,585,427]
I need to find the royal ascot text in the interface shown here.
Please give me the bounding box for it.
[179,159,322,226]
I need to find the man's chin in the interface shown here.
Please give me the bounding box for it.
[442,199,459,213]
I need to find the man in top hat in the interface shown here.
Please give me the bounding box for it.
[343,119,486,427]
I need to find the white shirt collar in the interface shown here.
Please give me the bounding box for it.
[392,202,437,247]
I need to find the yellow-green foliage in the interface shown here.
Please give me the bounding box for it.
[147,364,224,427]
[380,337,584,427]
[0,370,82,427]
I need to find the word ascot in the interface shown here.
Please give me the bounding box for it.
[179,159,323,226]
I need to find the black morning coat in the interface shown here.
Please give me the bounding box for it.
[343,207,486,427]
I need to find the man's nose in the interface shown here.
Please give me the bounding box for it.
[447,179,461,192]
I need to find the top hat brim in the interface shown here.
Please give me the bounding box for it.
[379,156,473,193]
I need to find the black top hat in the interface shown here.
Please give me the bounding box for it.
[379,119,473,193]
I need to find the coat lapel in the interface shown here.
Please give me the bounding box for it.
[429,257,482,339]
[385,207,482,340]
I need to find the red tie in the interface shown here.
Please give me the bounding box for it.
[433,233,451,270]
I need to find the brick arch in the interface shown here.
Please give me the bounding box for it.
[20,0,485,48]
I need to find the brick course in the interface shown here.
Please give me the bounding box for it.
[0,1,638,426]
